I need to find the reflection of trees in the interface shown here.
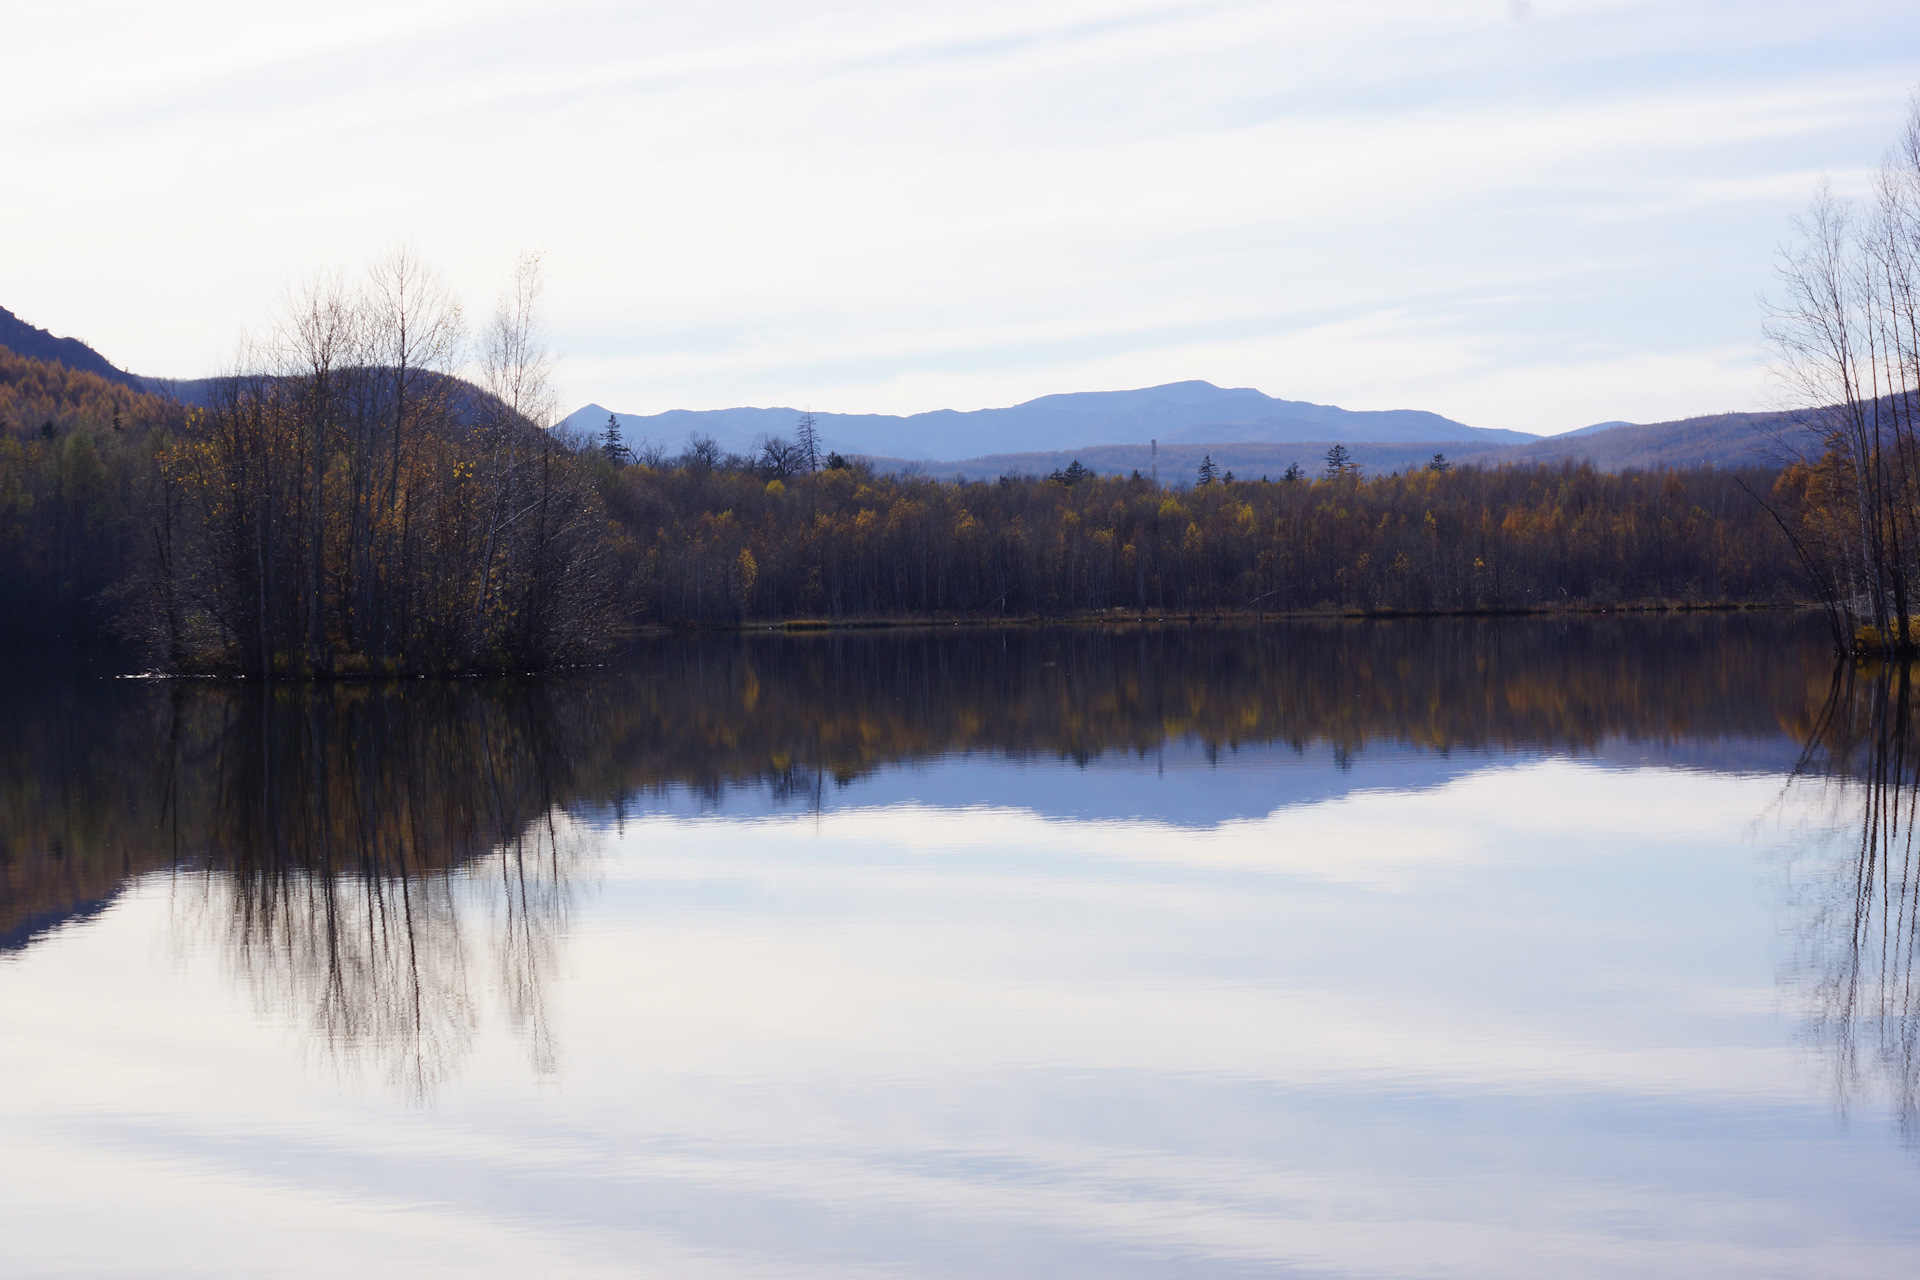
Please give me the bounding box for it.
[0,675,595,1097]
[0,613,1853,1091]
[1785,663,1920,1141]
[5,612,1841,943]
[191,687,592,1097]
[586,613,1837,805]
[179,826,582,1100]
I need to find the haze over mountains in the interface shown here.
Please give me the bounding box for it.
[2,302,1815,478]
[563,380,1815,480]
[562,382,1536,462]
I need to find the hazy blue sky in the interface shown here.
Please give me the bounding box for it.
[7,1,1920,432]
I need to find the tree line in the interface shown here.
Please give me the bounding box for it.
[596,442,1802,625]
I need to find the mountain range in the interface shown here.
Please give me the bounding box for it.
[561,381,1536,461]
[1,303,1819,475]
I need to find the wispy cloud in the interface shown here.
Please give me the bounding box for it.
[3,0,1916,432]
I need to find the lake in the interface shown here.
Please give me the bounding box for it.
[4,614,1919,1278]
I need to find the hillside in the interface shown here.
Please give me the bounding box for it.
[0,307,144,390]
[0,344,187,437]
[1484,410,1819,470]
[564,381,1536,461]
[859,411,1827,480]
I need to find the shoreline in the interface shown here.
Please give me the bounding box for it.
[19,601,1817,680]
[670,599,1816,635]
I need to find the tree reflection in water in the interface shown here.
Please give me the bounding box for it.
[1787,662,1920,1142]
[145,683,587,1099]
[0,613,1848,1097]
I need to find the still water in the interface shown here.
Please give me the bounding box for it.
[3,615,1918,1277]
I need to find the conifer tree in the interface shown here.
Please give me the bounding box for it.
[601,413,632,464]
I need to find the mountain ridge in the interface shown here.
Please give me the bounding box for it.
[0,301,1822,477]
[561,381,1538,460]
[0,307,145,390]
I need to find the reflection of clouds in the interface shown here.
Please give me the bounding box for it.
[15,730,1920,1278]
[595,763,1803,1101]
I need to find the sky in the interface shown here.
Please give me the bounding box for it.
[5,1,1920,435]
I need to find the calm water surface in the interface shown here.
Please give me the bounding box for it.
[4,616,1919,1277]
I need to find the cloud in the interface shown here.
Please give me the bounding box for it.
[2,0,1916,430]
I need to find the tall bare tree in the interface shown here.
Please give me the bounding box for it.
[1768,96,1920,653]
[279,271,362,671]
[368,247,463,659]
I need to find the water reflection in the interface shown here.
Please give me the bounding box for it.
[1786,661,1920,1143]
[0,612,1844,1097]
[0,677,594,1096]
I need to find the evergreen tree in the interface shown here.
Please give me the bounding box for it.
[1324,444,1352,479]
[1427,452,1452,473]
[601,413,632,465]
[1196,455,1218,485]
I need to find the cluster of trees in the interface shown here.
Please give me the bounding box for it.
[3,254,618,672]
[1768,97,1920,653]
[595,443,1803,624]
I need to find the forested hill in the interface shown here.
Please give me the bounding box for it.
[1489,410,1817,470]
[0,343,185,436]
[0,307,143,390]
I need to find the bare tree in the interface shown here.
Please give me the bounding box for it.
[681,433,723,473]
[278,270,363,671]
[368,247,463,658]
[794,411,821,474]
[1768,96,1920,652]
[472,253,555,652]
[759,434,801,479]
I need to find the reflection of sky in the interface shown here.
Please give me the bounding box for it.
[4,756,1918,1277]
[626,733,1812,827]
